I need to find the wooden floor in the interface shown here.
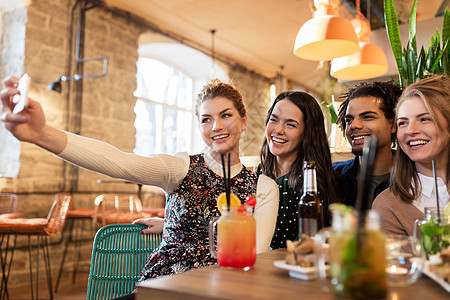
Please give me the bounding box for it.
[6,271,89,300]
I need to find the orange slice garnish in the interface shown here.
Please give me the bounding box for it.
[217,192,241,213]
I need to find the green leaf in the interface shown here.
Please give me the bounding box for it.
[319,101,338,124]
[443,8,450,76]
[384,0,403,84]
[416,47,425,78]
[425,43,434,70]
[443,7,450,44]
[400,55,408,84]
[409,0,418,50]
[328,103,338,124]
[407,39,418,82]
[431,41,447,72]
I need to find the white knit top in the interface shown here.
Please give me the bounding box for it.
[58,132,278,253]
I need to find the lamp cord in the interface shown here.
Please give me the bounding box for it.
[210,29,216,78]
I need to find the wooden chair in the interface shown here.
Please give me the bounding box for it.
[86,224,162,300]
[0,193,71,299]
[0,193,18,219]
[93,194,145,226]
[141,192,165,218]
[0,193,18,299]
[54,195,95,292]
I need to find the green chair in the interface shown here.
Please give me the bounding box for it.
[86,224,162,300]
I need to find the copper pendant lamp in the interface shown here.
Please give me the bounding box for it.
[293,0,359,61]
[330,0,388,80]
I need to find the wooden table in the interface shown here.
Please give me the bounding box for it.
[137,249,448,299]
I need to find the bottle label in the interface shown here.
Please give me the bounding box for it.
[298,218,318,238]
[303,169,317,193]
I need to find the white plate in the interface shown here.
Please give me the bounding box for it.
[423,261,450,293]
[273,260,320,281]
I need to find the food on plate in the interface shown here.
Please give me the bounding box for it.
[429,246,450,283]
[285,234,315,267]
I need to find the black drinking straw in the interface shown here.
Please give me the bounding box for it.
[355,137,378,249]
[432,160,441,223]
[220,153,231,210]
[227,152,231,208]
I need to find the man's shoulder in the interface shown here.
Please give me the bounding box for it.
[332,157,357,173]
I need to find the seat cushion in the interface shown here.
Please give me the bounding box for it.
[0,213,19,219]
[0,218,48,234]
[95,212,144,225]
[67,208,95,219]
[141,207,165,218]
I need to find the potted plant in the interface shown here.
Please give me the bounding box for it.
[384,0,449,87]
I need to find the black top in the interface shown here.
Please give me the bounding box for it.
[270,173,300,249]
[332,156,390,208]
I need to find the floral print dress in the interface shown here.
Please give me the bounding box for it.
[137,154,257,283]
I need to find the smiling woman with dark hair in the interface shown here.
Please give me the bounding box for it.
[259,91,342,249]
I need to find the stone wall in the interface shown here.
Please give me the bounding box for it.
[0,0,273,290]
[0,0,145,288]
[229,66,272,157]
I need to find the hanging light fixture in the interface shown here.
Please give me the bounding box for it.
[330,0,388,80]
[293,0,359,61]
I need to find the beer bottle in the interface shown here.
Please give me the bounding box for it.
[298,161,323,238]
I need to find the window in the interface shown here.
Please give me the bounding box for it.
[0,2,27,178]
[134,58,201,155]
[134,42,229,156]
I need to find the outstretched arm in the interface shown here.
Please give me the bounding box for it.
[1,76,67,154]
[2,75,190,191]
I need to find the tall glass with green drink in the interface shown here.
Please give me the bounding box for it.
[414,207,450,259]
[316,208,387,299]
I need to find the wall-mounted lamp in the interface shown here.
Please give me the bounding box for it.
[48,5,108,92]
[293,0,359,61]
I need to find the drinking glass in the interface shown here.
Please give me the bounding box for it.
[385,235,425,287]
[315,210,387,299]
[209,205,256,270]
[413,207,449,259]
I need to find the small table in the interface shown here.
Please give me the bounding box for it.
[137,249,448,300]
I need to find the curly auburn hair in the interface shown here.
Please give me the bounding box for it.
[195,79,246,118]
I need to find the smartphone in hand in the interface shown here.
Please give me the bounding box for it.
[12,73,30,114]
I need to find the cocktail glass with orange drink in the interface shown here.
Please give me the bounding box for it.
[209,194,257,270]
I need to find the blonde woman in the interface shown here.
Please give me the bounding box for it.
[373,75,450,236]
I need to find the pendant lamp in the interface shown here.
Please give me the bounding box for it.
[293,0,359,61]
[330,0,388,80]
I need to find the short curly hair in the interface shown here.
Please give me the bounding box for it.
[337,81,402,146]
[195,79,246,118]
